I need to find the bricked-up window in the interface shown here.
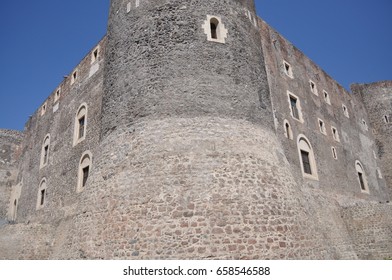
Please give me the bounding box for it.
[40,134,50,169]
[283,60,293,78]
[297,135,318,180]
[355,161,369,193]
[73,103,88,146]
[36,178,47,210]
[77,151,92,193]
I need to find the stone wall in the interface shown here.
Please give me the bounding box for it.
[0,129,23,219]
[259,19,389,201]
[342,201,392,259]
[352,82,392,195]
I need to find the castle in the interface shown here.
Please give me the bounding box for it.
[0,0,391,259]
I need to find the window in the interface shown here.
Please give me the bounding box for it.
[283,60,293,78]
[73,103,88,146]
[283,120,293,140]
[11,199,18,221]
[40,134,50,169]
[297,135,318,180]
[54,89,61,103]
[202,15,228,44]
[71,70,78,85]
[331,147,338,160]
[41,102,47,116]
[318,118,327,135]
[36,178,47,210]
[362,119,368,131]
[342,104,349,118]
[309,80,318,95]
[287,91,303,122]
[331,126,340,142]
[77,151,92,192]
[323,90,331,105]
[355,161,369,193]
[384,115,390,123]
[91,48,99,64]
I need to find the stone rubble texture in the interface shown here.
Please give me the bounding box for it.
[0,0,391,259]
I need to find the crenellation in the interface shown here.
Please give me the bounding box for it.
[0,0,391,260]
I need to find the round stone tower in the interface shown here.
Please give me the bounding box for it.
[70,0,331,259]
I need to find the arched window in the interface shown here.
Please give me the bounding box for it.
[202,15,228,44]
[40,134,50,169]
[283,120,293,140]
[37,178,47,210]
[77,151,92,192]
[297,135,318,180]
[210,18,219,39]
[73,103,88,146]
[355,161,369,193]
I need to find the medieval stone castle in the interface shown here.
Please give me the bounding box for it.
[1,0,391,259]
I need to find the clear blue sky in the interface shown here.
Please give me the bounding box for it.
[0,0,391,131]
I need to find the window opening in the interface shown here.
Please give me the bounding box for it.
[82,166,89,187]
[210,19,218,39]
[40,189,45,206]
[301,150,312,175]
[78,116,85,139]
[290,96,299,119]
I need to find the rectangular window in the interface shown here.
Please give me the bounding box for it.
[44,145,49,164]
[310,80,318,95]
[319,119,326,134]
[78,116,85,139]
[82,166,89,187]
[290,96,299,119]
[40,189,45,206]
[301,150,312,175]
[385,115,389,123]
[358,172,366,191]
[283,61,293,78]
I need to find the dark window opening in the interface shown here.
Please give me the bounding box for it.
[285,123,290,138]
[82,166,90,187]
[290,96,299,119]
[332,148,337,159]
[301,150,312,175]
[40,189,45,206]
[210,21,218,39]
[358,172,366,191]
[93,49,98,60]
[385,115,389,123]
[14,199,17,206]
[285,63,290,72]
[78,116,85,139]
[44,145,49,164]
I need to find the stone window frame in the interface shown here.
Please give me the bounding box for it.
[40,134,51,169]
[71,69,78,85]
[77,151,92,193]
[361,119,368,131]
[41,102,47,116]
[287,91,304,123]
[331,126,340,142]
[202,15,228,44]
[355,161,369,194]
[342,104,349,118]
[54,88,61,103]
[36,178,48,210]
[331,147,338,160]
[283,119,293,140]
[309,80,318,96]
[283,60,294,78]
[73,103,88,147]
[323,90,331,105]
[297,134,319,181]
[91,47,100,64]
[318,118,327,135]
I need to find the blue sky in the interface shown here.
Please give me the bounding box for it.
[0,0,391,131]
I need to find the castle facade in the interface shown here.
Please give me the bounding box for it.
[0,0,391,259]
